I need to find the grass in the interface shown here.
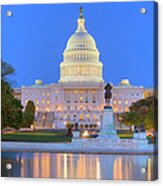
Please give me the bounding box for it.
[117,133,133,139]
[117,132,155,143]
[1,130,155,144]
[1,130,72,143]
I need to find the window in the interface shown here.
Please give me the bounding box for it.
[85,96,88,103]
[113,100,117,105]
[46,108,50,112]
[47,92,50,96]
[47,100,50,104]
[93,115,97,121]
[118,100,122,105]
[36,100,39,104]
[125,107,129,112]
[74,90,78,94]
[42,99,45,104]
[79,114,83,121]
[80,96,83,102]
[86,114,90,119]
[92,96,96,103]
[125,100,128,105]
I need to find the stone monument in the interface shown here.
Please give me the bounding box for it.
[72,123,80,139]
[97,83,119,139]
[133,123,149,149]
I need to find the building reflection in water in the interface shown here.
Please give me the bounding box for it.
[1,152,157,180]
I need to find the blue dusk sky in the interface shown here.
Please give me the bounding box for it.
[2,2,156,88]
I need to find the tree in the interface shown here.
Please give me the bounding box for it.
[11,99,23,130]
[1,59,15,80]
[1,81,13,129]
[122,96,158,131]
[1,59,23,130]
[121,112,140,128]
[144,112,157,130]
[23,101,35,128]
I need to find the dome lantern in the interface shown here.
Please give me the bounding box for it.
[76,7,86,33]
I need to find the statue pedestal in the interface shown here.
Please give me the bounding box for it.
[133,132,149,150]
[72,130,80,139]
[133,132,147,141]
[97,108,119,139]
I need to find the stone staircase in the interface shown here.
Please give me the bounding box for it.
[35,112,54,129]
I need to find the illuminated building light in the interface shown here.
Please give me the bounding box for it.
[125,100,128,105]
[74,90,78,94]
[46,108,50,112]
[86,114,90,119]
[82,130,89,138]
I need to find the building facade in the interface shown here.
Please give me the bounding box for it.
[112,79,144,113]
[14,8,148,129]
[20,8,105,129]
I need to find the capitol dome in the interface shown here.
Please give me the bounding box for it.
[66,32,97,51]
[59,7,104,83]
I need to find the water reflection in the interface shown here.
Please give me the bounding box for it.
[1,152,157,180]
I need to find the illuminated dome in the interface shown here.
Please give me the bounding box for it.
[120,79,130,86]
[66,31,97,51]
[66,32,97,51]
[59,7,104,83]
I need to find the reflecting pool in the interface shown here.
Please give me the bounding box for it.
[1,152,157,180]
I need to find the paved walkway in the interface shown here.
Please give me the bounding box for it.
[1,141,157,155]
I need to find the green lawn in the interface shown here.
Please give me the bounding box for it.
[1,130,155,144]
[117,132,155,143]
[117,133,133,139]
[1,130,72,143]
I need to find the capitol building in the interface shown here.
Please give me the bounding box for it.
[14,8,150,129]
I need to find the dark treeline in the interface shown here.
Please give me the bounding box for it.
[1,59,35,130]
